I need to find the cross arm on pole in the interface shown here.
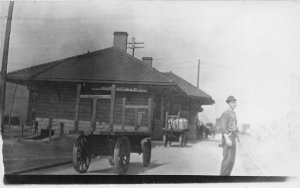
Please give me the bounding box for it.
[126,37,145,57]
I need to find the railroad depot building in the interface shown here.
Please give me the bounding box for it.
[7,32,214,140]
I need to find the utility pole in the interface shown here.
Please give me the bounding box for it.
[1,1,14,135]
[127,37,144,57]
[197,59,200,88]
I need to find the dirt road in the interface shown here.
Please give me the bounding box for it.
[20,136,246,175]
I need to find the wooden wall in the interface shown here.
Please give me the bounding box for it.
[35,85,76,120]
[186,103,200,140]
[27,83,202,140]
[31,84,154,132]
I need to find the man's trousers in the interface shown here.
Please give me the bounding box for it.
[220,133,236,176]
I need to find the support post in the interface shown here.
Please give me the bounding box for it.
[91,98,97,132]
[60,122,64,137]
[122,98,126,130]
[109,84,116,131]
[188,102,192,122]
[21,123,24,139]
[160,97,164,121]
[0,1,14,135]
[48,117,53,141]
[74,84,81,131]
[165,111,168,128]
[34,121,38,134]
[148,98,152,131]
[134,108,138,131]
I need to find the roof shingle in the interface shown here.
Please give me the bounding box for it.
[7,47,173,85]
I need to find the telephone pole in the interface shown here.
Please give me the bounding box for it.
[127,37,144,57]
[1,1,14,135]
[197,59,200,88]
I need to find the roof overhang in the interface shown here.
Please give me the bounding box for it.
[167,83,215,105]
[189,95,215,105]
[7,78,177,87]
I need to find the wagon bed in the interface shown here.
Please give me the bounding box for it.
[71,129,151,136]
[70,84,152,175]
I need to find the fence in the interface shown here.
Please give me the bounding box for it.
[20,121,38,139]
[21,117,65,141]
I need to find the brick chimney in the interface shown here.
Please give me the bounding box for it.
[113,32,128,52]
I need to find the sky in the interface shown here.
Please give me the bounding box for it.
[1,0,300,128]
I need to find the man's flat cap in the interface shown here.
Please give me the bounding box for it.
[226,96,237,103]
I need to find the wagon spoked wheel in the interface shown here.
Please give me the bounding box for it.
[72,136,91,173]
[163,134,167,147]
[114,136,130,175]
[142,139,151,167]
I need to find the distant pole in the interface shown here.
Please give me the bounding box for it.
[197,59,200,88]
[0,1,14,135]
[215,104,218,120]
[127,37,144,57]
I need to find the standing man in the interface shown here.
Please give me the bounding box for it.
[220,96,238,176]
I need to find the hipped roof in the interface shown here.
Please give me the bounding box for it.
[7,47,173,85]
[7,46,214,105]
[163,72,214,105]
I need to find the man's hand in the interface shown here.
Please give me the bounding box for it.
[224,134,232,146]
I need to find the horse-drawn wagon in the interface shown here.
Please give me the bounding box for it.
[162,112,188,147]
[71,84,152,175]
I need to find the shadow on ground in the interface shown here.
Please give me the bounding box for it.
[88,160,166,175]
[151,141,193,148]
[151,138,220,148]
[164,144,193,148]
